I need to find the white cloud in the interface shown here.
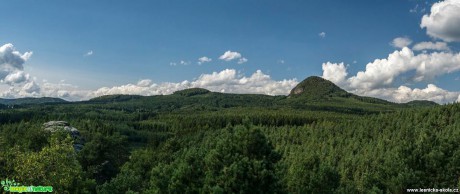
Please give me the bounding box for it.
[219,51,242,61]
[348,48,415,90]
[40,81,92,101]
[237,57,248,64]
[321,47,460,104]
[0,78,94,101]
[92,69,298,98]
[357,84,459,104]
[193,69,236,86]
[21,81,40,95]
[345,47,460,90]
[84,50,93,57]
[346,85,447,104]
[198,56,212,65]
[0,43,32,82]
[3,71,30,85]
[412,41,450,51]
[391,37,412,48]
[322,62,347,87]
[137,79,152,87]
[218,51,249,64]
[169,62,177,66]
[278,60,285,64]
[457,94,460,102]
[421,0,460,42]
[319,32,326,38]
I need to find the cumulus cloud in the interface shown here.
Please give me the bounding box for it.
[92,69,298,97]
[0,79,94,101]
[0,57,96,101]
[346,47,460,90]
[0,43,32,82]
[137,79,152,87]
[412,41,450,51]
[198,56,212,65]
[391,37,412,48]
[3,71,30,85]
[457,94,460,102]
[321,47,460,104]
[42,82,93,100]
[393,84,458,103]
[322,62,347,86]
[348,48,415,90]
[219,51,242,61]
[353,84,459,104]
[21,81,40,94]
[421,0,460,42]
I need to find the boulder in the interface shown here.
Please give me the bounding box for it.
[43,121,85,152]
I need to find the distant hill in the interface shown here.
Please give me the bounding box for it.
[82,77,438,115]
[173,88,210,97]
[403,100,438,107]
[288,76,393,104]
[283,76,438,113]
[0,97,67,105]
[289,76,350,98]
[88,94,144,103]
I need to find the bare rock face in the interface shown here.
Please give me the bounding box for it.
[292,88,304,95]
[43,121,84,152]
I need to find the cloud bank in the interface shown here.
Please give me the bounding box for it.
[322,46,460,104]
[92,69,298,97]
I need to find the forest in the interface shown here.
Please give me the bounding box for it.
[0,76,459,193]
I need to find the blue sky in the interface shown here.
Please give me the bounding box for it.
[1,0,460,103]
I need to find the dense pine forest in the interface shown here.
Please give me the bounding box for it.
[0,76,459,193]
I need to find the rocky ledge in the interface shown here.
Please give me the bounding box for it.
[43,121,85,152]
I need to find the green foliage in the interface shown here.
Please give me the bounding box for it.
[173,88,210,97]
[12,134,95,193]
[78,133,129,184]
[285,155,339,193]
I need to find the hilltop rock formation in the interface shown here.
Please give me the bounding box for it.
[43,121,84,152]
[289,76,349,98]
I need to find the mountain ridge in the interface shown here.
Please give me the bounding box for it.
[0,97,68,105]
[0,76,438,109]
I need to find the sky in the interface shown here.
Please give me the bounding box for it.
[1,0,460,103]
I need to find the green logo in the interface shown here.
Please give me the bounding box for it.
[1,179,53,193]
